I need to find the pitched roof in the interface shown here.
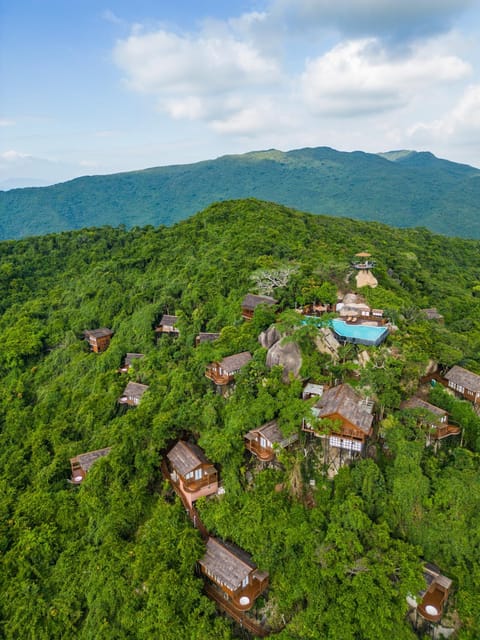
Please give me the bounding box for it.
[445,365,480,392]
[159,314,178,326]
[71,447,111,471]
[196,332,220,344]
[400,397,447,419]
[421,308,444,321]
[84,328,113,339]
[314,383,374,434]
[122,381,149,398]
[242,293,277,310]
[220,351,252,373]
[199,538,256,592]
[124,353,144,366]
[167,441,212,476]
[246,420,298,447]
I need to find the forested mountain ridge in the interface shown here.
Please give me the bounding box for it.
[1,199,480,639]
[1,146,480,241]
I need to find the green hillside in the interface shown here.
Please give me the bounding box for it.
[1,146,480,241]
[1,200,480,639]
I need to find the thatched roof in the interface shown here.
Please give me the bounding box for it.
[159,314,178,326]
[445,365,480,392]
[84,328,113,339]
[122,381,149,399]
[400,397,447,419]
[313,383,373,434]
[167,441,212,476]
[242,294,277,311]
[199,538,256,591]
[71,447,111,471]
[220,351,252,373]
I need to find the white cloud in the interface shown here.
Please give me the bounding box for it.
[0,119,15,127]
[1,150,31,160]
[300,38,471,117]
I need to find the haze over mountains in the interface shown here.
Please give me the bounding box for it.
[1,146,480,241]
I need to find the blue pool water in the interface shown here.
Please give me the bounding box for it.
[303,316,389,346]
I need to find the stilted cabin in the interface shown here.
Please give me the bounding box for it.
[195,332,220,347]
[408,564,452,625]
[400,397,461,446]
[241,294,277,320]
[84,328,113,353]
[119,352,144,373]
[199,537,269,612]
[166,441,218,508]
[69,447,111,484]
[155,314,180,336]
[244,420,298,462]
[118,381,149,406]
[303,383,374,474]
[444,365,480,404]
[205,351,252,386]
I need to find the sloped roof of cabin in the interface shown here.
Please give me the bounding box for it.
[246,420,297,447]
[445,365,480,392]
[220,351,252,373]
[197,332,220,343]
[242,293,277,310]
[400,397,447,419]
[123,381,149,398]
[71,447,112,471]
[421,308,444,320]
[314,383,373,434]
[84,328,113,338]
[124,353,144,366]
[167,440,212,476]
[159,314,178,326]
[199,537,256,591]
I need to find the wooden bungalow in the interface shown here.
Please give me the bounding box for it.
[166,441,218,508]
[199,537,269,612]
[303,383,374,475]
[302,382,324,400]
[69,447,111,484]
[155,314,180,336]
[118,381,149,406]
[244,420,298,462]
[119,352,144,373]
[400,397,461,446]
[444,365,480,404]
[195,332,220,347]
[352,251,375,270]
[241,294,277,320]
[205,351,252,386]
[421,307,444,323]
[84,328,113,353]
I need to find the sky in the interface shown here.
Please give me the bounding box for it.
[1,0,480,188]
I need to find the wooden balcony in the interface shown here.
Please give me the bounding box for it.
[182,471,218,494]
[230,571,269,611]
[245,439,275,462]
[205,365,232,386]
[432,424,461,440]
[418,584,449,623]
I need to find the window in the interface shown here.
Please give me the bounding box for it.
[242,575,249,588]
[260,437,268,448]
[194,468,203,480]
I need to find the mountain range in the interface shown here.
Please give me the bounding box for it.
[1,146,480,241]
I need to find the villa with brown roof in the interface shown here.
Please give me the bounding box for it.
[166,441,218,508]
[199,537,269,611]
[69,447,111,484]
[155,314,180,335]
[241,294,277,320]
[195,332,220,347]
[84,328,113,353]
[205,351,252,386]
[444,365,480,403]
[118,381,149,406]
[400,397,461,446]
[408,563,453,629]
[303,383,374,474]
[244,420,298,462]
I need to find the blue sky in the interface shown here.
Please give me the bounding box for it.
[2,0,480,187]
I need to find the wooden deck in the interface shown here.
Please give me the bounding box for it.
[204,583,271,638]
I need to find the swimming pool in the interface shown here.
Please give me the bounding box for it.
[331,319,389,346]
[302,316,389,346]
